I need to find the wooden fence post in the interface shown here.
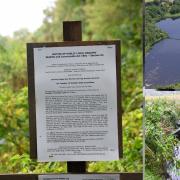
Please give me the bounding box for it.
[63,21,86,173]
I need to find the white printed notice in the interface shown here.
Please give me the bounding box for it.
[34,44,119,161]
[38,174,120,180]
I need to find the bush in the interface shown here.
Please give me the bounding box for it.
[170,6,180,14]
[145,99,179,178]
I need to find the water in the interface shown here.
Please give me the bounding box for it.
[145,18,180,88]
[167,145,180,179]
[157,18,180,39]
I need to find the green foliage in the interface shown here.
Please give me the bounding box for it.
[0,35,28,90]
[146,5,165,19]
[0,153,66,173]
[170,0,180,14]
[145,168,161,180]
[145,0,180,51]
[145,99,179,178]
[0,86,29,154]
[0,0,143,173]
[145,3,169,52]
[0,86,67,173]
[156,82,180,90]
[88,109,143,172]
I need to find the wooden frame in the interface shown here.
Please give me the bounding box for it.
[0,173,142,180]
[27,40,122,160]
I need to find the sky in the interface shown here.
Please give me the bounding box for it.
[0,0,55,37]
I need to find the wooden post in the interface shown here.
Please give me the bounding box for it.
[63,21,86,173]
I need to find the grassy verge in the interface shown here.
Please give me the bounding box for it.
[156,83,180,91]
[145,0,154,3]
[164,13,180,19]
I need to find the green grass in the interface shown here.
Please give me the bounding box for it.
[145,169,162,180]
[145,0,154,2]
[164,12,180,19]
[156,83,180,90]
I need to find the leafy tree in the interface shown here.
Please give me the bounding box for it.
[170,5,180,14]
[145,2,168,51]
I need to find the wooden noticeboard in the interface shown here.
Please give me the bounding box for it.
[27,40,122,162]
[26,21,122,174]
